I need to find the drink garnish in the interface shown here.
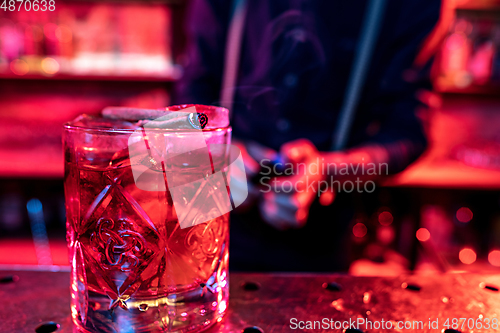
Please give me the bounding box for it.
[102,107,208,129]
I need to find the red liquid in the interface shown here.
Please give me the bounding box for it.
[65,158,229,332]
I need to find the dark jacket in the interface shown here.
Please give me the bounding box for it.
[175,0,441,173]
[175,0,441,271]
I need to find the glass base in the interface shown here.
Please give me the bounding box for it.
[72,274,228,333]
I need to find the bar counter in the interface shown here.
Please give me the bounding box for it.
[1,270,500,332]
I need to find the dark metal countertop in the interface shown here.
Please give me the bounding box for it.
[1,270,500,332]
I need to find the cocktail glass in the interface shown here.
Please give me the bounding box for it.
[63,105,234,333]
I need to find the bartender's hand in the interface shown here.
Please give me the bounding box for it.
[259,139,332,230]
[257,139,390,229]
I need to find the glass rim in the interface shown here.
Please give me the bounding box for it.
[63,104,231,134]
[63,124,232,134]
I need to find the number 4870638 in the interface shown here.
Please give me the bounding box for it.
[443,318,498,330]
[1,0,56,11]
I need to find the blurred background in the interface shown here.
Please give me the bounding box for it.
[1,0,500,275]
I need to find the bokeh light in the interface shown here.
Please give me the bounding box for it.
[55,25,72,43]
[295,209,307,223]
[319,191,335,206]
[377,226,395,244]
[456,207,473,223]
[378,211,393,226]
[41,58,60,75]
[10,59,29,75]
[459,248,476,265]
[416,228,431,242]
[43,23,58,40]
[488,250,500,267]
[353,223,367,238]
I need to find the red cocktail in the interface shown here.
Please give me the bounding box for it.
[64,105,231,332]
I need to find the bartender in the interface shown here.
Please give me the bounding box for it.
[175,0,441,271]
